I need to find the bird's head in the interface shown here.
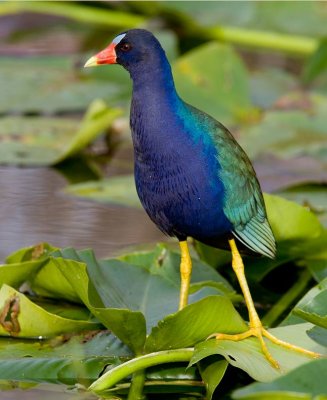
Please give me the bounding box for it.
[84,29,166,75]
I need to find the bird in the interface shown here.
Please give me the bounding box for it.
[85,29,319,368]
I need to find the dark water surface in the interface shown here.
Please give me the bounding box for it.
[0,166,165,263]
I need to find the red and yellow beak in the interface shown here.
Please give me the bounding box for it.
[84,42,117,67]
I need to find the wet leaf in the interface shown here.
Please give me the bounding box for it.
[65,175,141,208]
[264,194,325,258]
[238,95,327,165]
[162,1,327,36]
[191,323,326,383]
[55,246,236,351]
[199,358,228,400]
[0,101,121,166]
[232,358,327,399]
[0,54,128,114]
[0,332,128,385]
[294,288,327,328]
[31,257,82,304]
[250,68,298,109]
[307,326,327,348]
[51,251,147,354]
[118,243,235,296]
[0,256,45,289]
[254,155,327,192]
[145,296,247,352]
[306,259,327,283]
[0,284,100,338]
[277,185,327,228]
[282,278,327,326]
[173,42,253,125]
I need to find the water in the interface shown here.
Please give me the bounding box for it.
[0,166,165,263]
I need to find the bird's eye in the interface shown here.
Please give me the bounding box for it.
[120,43,132,52]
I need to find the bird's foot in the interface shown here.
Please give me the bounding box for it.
[210,325,321,369]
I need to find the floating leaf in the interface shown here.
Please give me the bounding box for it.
[239,96,327,164]
[307,326,327,348]
[294,288,327,328]
[0,101,121,166]
[232,358,327,399]
[277,185,327,228]
[173,42,253,125]
[161,1,327,36]
[264,194,324,258]
[282,278,327,326]
[0,331,129,385]
[191,323,326,383]
[199,358,229,400]
[51,251,147,354]
[0,256,45,289]
[0,284,100,338]
[250,68,298,109]
[65,175,141,208]
[145,296,247,352]
[119,243,235,296]
[254,155,327,192]
[306,259,327,283]
[0,54,129,114]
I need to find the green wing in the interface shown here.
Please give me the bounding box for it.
[212,123,276,258]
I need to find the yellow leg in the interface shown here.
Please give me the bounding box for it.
[214,239,320,369]
[179,240,192,310]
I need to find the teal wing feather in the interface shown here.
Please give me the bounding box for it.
[212,122,276,258]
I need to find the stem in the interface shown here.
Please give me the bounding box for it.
[127,370,146,400]
[0,2,145,28]
[262,269,312,327]
[206,26,317,56]
[89,348,194,393]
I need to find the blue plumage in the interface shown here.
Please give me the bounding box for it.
[102,29,276,257]
[119,29,275,257]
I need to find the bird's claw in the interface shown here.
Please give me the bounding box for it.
[209,326,321,369]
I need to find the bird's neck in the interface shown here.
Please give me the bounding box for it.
[130,55,179,108]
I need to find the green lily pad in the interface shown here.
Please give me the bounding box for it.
[145,296,247,352]
[65,174,141,208]
[0,100,121,166]
[173,42,253,125]
[294,288,327,328]
[199,358,229,400]
[307,326,327,347]
[48,251,147,354]
[239,94,327,164]
[0,54,128,114]
[277,185,327,228]
[161,1,327,36]
[282,278,327,326]
[0,331,130,385]
[191,323,326,383]
[232,358,327,399]
[250,68,298,109]
[0,284,100,338]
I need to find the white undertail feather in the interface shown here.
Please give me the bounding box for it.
[233,217,276,259]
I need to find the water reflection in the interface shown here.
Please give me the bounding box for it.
[0,166,165,262]
[0,384,98,400]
